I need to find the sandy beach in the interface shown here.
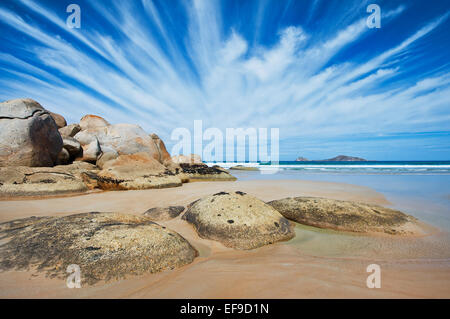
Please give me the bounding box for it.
[1,0,450,306]
[1,179,449,299]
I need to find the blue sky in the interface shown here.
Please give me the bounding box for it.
[0,0,449,160]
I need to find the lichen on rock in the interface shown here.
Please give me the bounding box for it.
[0,212,198,285]
[183,191,295,250]
[267,196,423,235]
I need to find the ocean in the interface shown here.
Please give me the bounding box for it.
[204,161,450,260]
[210,161,450,174]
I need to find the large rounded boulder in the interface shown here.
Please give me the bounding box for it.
[99,124,161,158]
[59,124,81,138]
[81,153,182,190]
[182,191,295,250]
[151,133,172,164]
[62,137,82,159]
[0,98,63,167]
[73,122,165,165]
[79,114,109,131]
[0,212,198,285]
[267,197,423,235]
[49,111,67,128]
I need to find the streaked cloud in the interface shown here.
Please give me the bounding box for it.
[0,0,449,160]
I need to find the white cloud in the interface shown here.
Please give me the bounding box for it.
[0,0,449,155]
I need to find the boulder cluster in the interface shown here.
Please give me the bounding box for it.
[0,98,422,286]
[0,193,296,285]
[0,98,235,196]
[0,192,422,284]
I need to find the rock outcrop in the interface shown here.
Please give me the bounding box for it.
[57,148,70,165]
[0,99,237,196]
[79,138,101,163]
[62,137,82,160]
[178,163,237,181]
[0,212,198,285]
[79,114,109,131]
[151,133,172,164]
[0,162,96,197]
[73,121,166,166]
[49,111,67,128]
[59,124,81,138]
[81,153,182,190]
[96,124,161,157]
[96,146,119,169]
[267,197,422,235]
[0,98,63,167]
[143,206,185,221]
[172,154,202,164]
[183,191,295,249]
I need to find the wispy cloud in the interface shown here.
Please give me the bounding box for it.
[0,0,449,159]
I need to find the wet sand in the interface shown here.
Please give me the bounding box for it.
[0,179,449,298]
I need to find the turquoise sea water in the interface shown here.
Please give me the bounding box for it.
[207,161,450,231]
[210,161,450,260]
[212,161,450,174]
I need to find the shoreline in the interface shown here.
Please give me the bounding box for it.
[0,179,449,298]
[0,179,389,221]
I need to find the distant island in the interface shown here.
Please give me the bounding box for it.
[296,155,367,162]
[324,155,367,161]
